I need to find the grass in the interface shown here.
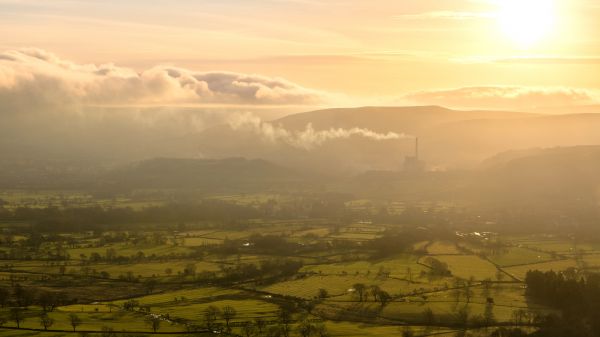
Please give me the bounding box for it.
[109,287,242,306]
[7,260,222,278]
[156,299,279,322]
[487,247,554,267]
[66,243,194,260]
[503,259,578,280]
[0,308,176,332]
[427,241,460,255]
[433,255,499,280]
[323,321,454,337]
[183,237,223,246]
[302,254,423,274]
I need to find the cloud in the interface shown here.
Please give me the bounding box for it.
[393,11,492,21]
[0,48,328,113]
[403,86,600,110]
[495,56,600,65]
[227,112,412,150]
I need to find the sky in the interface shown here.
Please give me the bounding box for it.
[1,0,600,110]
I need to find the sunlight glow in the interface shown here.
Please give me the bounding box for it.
[497,0,557,48]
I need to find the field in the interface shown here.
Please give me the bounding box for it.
[0,192,594,337]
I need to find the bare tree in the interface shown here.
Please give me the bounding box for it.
[496,270,505,282]
[255,317,267,334]
[378,290,392,307]
[314,322,329,337]
[456,306,470,328]
[10,308,25,328]
[512,309,527,326]
[222,306,237,332]
[422,308,436,325]
[39,312,54,330]
[297,318,314,337]
[484,303,495,327]
[0,288,8,307]
[146,315,161,332]
[277,309,292,337]
[69,313,82,331]
[353,283,367,302]
[242,321,257,337]
[203,305,220,330]
[402,326,414,337]
[101,326,117,337]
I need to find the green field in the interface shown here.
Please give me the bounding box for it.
[433,255,500,280]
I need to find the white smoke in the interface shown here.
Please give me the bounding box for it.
[228,112,412,150]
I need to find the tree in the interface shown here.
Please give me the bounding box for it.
[512,309,527,326]
[144,278,157,294]
[318,288,329,299]
[402,326,414,337]
[482,278,492,299]
[297,319,314,337]
[464,283,474,303]
[314,322,329,337]
[101,326,117,337]
[353,283,367,302]
[484,303,496,327]
[0,288,8,307]
[456,306,470,327]
[203,305,220,330]
[184,263,197,276]
[255,317,267,334]
[123,299,139,311]
[10,307,24,328]
[145,315,161,332]
[370,285,381,302]
[13,284,34,307]
[39,291,61,312]
[378,290,392,307]
[422,308,436,325]
[267,325,285,337]
[222,306,237,332]
[39,312,54,330]
[69,313,82,332]
[496,270,505,282]
[453,279,463,303]
[277,309,292,337]
[242,321,257,337]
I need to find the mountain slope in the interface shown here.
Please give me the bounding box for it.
[194,106,600,173]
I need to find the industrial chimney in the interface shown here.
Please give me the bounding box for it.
[403,137,425,173]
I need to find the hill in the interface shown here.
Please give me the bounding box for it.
[195,106,600,173]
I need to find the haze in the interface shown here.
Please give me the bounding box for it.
[1,1,600,337]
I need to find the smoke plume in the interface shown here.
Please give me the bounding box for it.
[228,112,412,150]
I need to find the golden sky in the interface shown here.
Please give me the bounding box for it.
[1,0,600,110]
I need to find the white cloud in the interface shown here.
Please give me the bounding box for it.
[403,86,600,110]
[0,48,328,113]
[393,11,492,21]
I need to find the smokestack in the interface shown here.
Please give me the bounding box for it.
[415,137,419,160]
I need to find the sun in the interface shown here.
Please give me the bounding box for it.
[496,0,557,48]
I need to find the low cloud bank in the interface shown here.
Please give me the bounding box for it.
[0,48,328,114]
[404,86,600,110]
